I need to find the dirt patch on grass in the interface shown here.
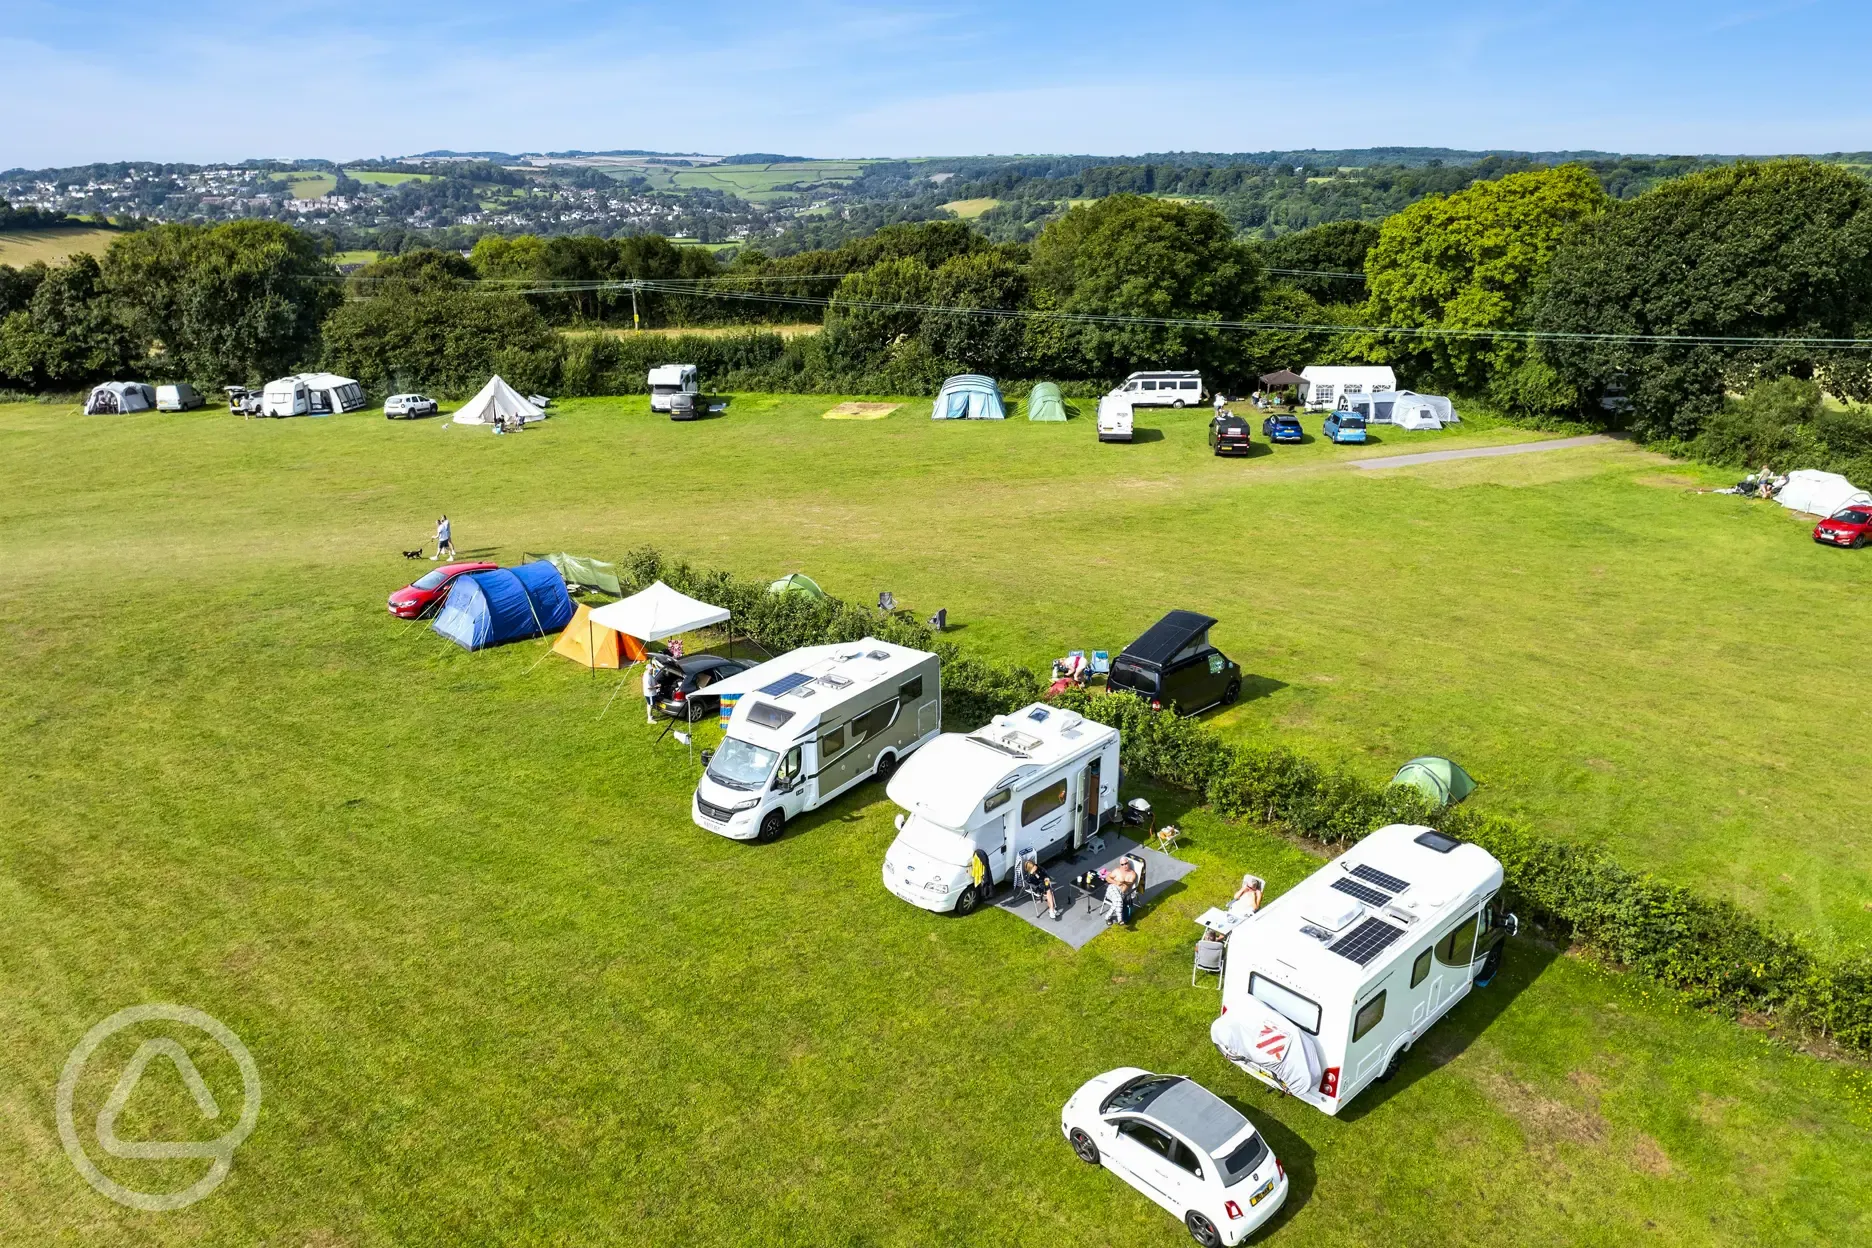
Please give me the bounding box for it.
[1476,1068,1609,1148]
[1636,473,1701,488]
[822,402,899,421]
[1630,1133,1675,1175]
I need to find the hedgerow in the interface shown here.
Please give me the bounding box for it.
[617,549,1872,1056]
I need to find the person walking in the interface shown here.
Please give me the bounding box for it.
[433,515,454,561]
[642,657,662,724]
[1213,390,1228,418]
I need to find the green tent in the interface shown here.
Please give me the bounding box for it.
[523,552,622,597]
[1390,757,1477,806]
[1026,382,1068,422]
[768,572,828,601]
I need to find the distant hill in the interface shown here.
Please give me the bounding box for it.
[719,154,814,165]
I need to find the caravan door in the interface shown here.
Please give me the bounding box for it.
[1074,756,1102,850]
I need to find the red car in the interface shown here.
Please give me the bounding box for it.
[386,561,498,618]
[1813,506,1872,549]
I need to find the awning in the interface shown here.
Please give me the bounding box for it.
[587,580,729,642]
[1259,369,1307,387]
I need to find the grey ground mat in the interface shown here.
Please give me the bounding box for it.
[992,833,1197,949]
[1351,434,1611,470]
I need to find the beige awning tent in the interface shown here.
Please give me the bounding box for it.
[450,376,545,426]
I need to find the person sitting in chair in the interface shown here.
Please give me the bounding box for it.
[1021,856,1062,922]
[1229,873,1265,916]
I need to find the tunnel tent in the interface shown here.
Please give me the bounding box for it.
[524,552,622,597]
[84,382,156,414]
[1026,382,1068,422]
[451,375,545,427]
[1390,756,1477,806]
[431,562,575,651]
[1776,469,1872,518]
[768,572,828,601]
[931,374,1007,420]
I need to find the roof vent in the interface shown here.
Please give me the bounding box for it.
[1413,829,1462,854]
[867,649,890,660]
[1300,894,1365,933]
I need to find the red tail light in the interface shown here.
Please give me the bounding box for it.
[672,689,685,701]
[1150,698,1162,711]
[1224,1201,1243,1220]
[1319,1066,1340,1097]
[1276,1158,1284,1178]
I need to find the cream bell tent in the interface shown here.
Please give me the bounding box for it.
[451,376,546,427]
[84,382,156,414]
[1776,469,1872,518]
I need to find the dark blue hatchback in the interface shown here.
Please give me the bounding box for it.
[1261,414,1303,443]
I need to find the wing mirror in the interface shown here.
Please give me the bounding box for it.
[699,748,714,767]
[894,813,906,831]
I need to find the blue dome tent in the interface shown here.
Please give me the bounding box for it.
[432,562,575,651]
[931,374,1007,420]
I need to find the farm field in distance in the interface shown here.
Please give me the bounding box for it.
[0,226,123,267]
[2,396,1869,1246]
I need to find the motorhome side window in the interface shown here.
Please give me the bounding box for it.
[898,675,923,701]
[1435,912,1479,966]
[1020,779,1069,826]
[983,788,1011,814]
[819,724,846,756]
[1352,991,1386,1042]
[1248,973,1322,1035]
[1411,948,1432,988]
[849,699,899,745]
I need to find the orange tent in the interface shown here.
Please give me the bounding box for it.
[552,603,647,669]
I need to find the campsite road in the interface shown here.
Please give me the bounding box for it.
[1351,434,1615,470]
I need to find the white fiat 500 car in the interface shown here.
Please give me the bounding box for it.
[1062,1068,1287,1246]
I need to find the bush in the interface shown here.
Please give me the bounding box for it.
[613,548,1872,1056]
[557,331,791,397]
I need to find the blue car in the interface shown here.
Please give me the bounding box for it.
[1322,411,1368,444]
[1261,414,1303,443]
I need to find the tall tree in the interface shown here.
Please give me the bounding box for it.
[1534,160,1872,439]
[102,221,340,385]
[0,253,141,389]
[321,284,559,397]
[922,249,1029,375]
[1257,220,1380,304]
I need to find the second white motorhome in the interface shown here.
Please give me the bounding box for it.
[881,703,1121,915]
[647,364,699,412]
[692,640,941,843]
[1210,823,1516,1115]
[1112,370,1204,407]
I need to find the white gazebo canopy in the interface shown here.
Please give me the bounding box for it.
[587,581,729,642]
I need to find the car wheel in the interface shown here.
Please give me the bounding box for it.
[874,751,898,783]
[1185,1211,1223,1248]
[1856,534,1867,549]
[1069,1128,1100,1165]
[1377,1046,1407,1083]
[953,884,982,916]
[756,810,785,844]
[1221,679,1241,706]
[1475,943,1504,987]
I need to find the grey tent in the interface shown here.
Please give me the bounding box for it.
[1390,757,1477,806]
[931,374,1007,420]
[1026,382,1068,421]
[768,572,828,601]
[84,382,156,414]
[523,552,622,596]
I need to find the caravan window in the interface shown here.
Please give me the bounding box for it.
[1352,991,1386,1042]
[818,724,846,757]
[1140,381,1158,391]
[1435,912,1479,966]
[1249,973,1321,1035]
[1020,779,1068,826]
[899,675,924,701]
[984,788,1011,814]
[849,699,900,746]
[1179,380,1199,390]
[1411,948,1432,988]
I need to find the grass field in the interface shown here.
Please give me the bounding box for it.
[624,160,874,203]
[342,170,434,186]
[2,396,1869,1246]
[943,197,1000,219]
[269,172,337,199]
[0,226,122,267]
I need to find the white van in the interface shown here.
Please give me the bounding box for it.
[692,640,941,843]
[155,383,204,412]
[1096,393,1134,443]
[1211,823,1516,1115]
[647,364,699,412]
[1113,371,1204,408]
[882,703,1121,916]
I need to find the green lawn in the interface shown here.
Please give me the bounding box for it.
[2,397,1868,1245]
[342,170,435,186]
[269,172,337,200]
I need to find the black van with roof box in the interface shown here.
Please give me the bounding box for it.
[1107,610,1243,715]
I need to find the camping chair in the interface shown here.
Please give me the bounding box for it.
[877,591,896,613]
[1011,852,1049,917]
[1090,650,1111,677]
[927,608,947,632]
[1193,938,1227,988]
[1155,823,1183,855]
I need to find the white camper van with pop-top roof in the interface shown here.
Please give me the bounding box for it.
[692,640,940,843]
[1211,824,1516,1115]
[882,703,1121,915]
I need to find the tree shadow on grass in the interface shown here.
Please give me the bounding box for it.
[1336,935,1561,1122]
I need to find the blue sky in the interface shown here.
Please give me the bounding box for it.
[4,1,1868,166]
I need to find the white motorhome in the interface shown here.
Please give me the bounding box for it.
[1211,824,1516,1115]
[692,640,941,843]
[1112,370,1204,408]
[882,703,1121,916]
[1096,392,1134,443]
[647,364,699,412]
[261,372,366,417]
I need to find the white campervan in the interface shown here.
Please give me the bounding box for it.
[1096,392,1134,443]
[1211,824,1516,1115]
[882,703,1120,916]
[692,640,941,843]
[1112,371,1204,408]
[647,364,699,412]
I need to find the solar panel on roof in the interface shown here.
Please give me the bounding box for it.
[1331,877,1392,907]
[1329,917,1405,966]
[1350,863,1410,894]
[758,672,814,697]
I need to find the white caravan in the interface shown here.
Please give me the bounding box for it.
[647,364,699,412]
[693,640,941,843]
[1096,392,1134,443]
[1211,824,1516,1115]
[882,703,1121,915]
[1112,370,1205,407]
[261,372,366,417]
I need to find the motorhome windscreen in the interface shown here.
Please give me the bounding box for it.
[706,738,777,789]
[744,701,795,729]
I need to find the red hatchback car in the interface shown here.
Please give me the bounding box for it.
[386,561,498,618]
[1813,506,1872,549]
